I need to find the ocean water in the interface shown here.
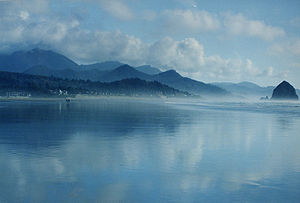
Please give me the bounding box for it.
[0,98,300,202]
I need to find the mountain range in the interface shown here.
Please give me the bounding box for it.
[0,48,228,97]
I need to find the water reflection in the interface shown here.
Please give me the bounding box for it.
[0,99,187,149]
[0,99,300,202]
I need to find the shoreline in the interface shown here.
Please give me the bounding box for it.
[0,95,175,102]
[0,95,299,104]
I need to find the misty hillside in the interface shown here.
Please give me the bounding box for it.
[211,82,278,98]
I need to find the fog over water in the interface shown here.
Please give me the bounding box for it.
[0,98,300,202]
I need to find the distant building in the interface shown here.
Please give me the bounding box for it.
[49,89,68,96]
[7,92,31,98]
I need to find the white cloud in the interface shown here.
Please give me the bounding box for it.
[186,56,273,82]
[19,11,29,21]
[146,37,205,72]
[266,66,274,77]
[200,55,243,79]
[95,0,134,20]
[245,59,261,76]
[224,13,285,41]
[61,30,146,64]
[269,39,300,56]
[163,9,220,33]
[160,10,285,42]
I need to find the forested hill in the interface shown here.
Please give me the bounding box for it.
[0,71,189,97]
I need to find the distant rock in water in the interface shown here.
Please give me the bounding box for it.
[260,96,269,100]
[271,81,298,100]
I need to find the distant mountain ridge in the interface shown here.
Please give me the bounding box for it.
[211,82,274,98]
[212,81,300,99]
[0,48,78,72]
[0,48,228,97]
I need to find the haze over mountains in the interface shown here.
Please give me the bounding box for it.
[212,81,300,99]
[0,48,298,98]
[211,82,274,97]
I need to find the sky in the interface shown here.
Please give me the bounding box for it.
[0,0,300,87]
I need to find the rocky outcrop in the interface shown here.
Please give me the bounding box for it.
[271,81,298,100]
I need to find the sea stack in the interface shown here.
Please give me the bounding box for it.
[271,81,298,100]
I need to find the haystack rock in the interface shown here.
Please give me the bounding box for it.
[271,81,298,100]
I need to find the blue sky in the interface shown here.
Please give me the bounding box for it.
[0,0,300,87]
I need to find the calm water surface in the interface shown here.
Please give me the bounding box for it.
[0,98,300,202]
